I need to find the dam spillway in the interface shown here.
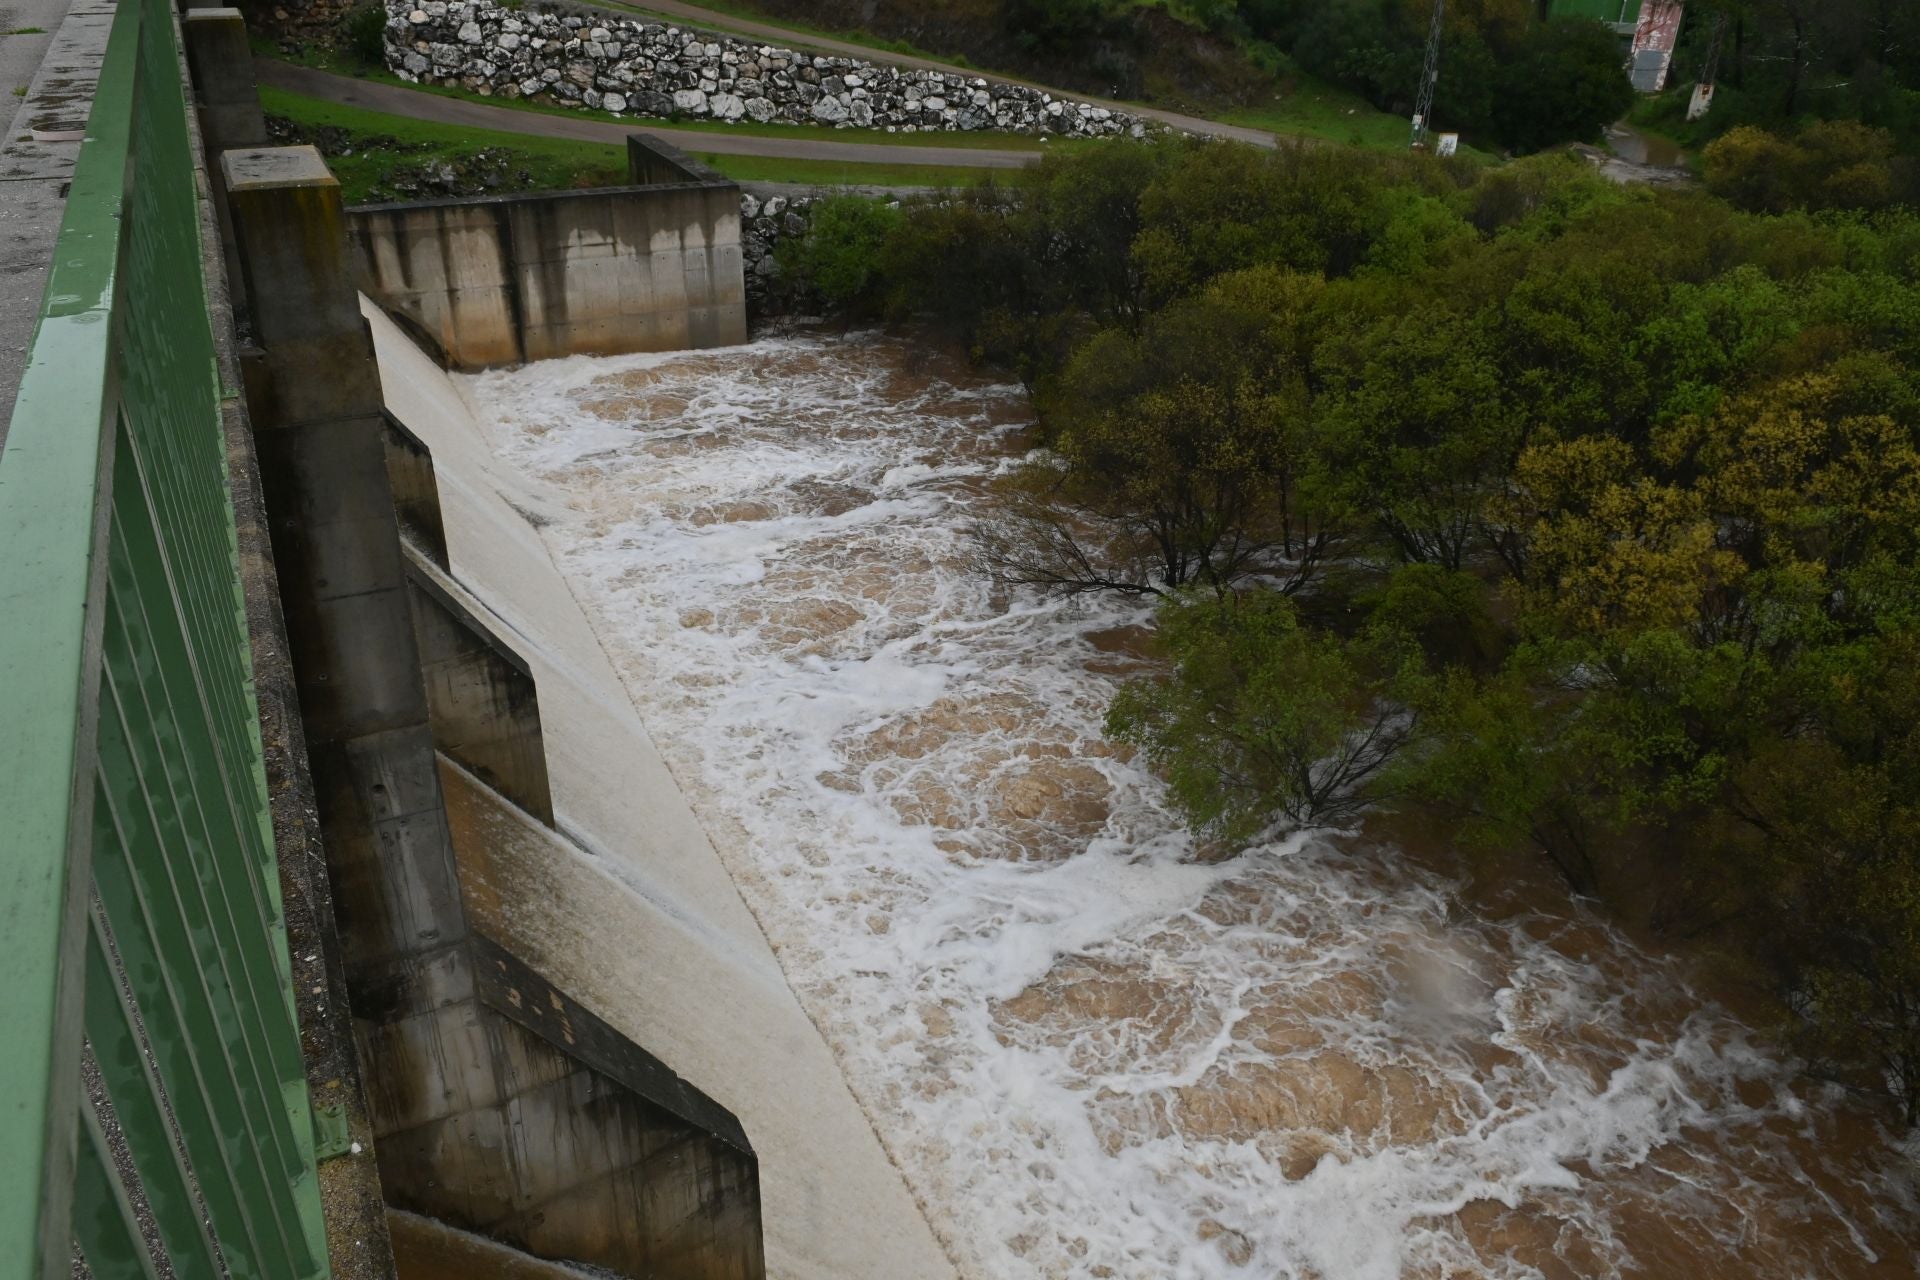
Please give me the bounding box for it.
[9,6,1916,1273]
[427,330,1920,1279]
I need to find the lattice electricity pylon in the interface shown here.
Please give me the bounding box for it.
[1700,8,1728,79]
[1687,10,1729,120]
[1410,0,1446,148]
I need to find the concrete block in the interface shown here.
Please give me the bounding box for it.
[183,10,263,117]
[224,147,368,346]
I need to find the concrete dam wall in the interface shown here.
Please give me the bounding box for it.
[349,137,746,370]
[180,25,940,1267]
[223,138,778,1277]
[365,300,958,1280]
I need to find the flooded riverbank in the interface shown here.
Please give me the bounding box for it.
[468,332,1918,1279]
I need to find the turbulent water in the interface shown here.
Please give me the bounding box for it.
[469,333,1919,1280]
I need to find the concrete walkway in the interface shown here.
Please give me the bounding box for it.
[0,0,111,454]
[261,61,1047,169]
[602,0,1277,146]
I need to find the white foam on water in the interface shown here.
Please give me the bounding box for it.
[467,334,1919,1280]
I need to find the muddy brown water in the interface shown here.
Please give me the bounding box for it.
[473,333,1918,1279]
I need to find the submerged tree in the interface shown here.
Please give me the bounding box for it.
[1107,590,1426,836]
[978,266,1344,598]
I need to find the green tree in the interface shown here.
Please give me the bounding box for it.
[1314,300,1523,569]
[345,2,389,67]
[979,267,1342,596]
[776,195,906,314]
[1758,629,1920,1122]
[1107,590,1425,835]
[1491,18,1636,152]
[1704,120,1903,213]
[1000,0,1120,55]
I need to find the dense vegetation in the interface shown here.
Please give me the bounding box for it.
[730,0,1278,108]
[1703,119,1920,213]
[735,0,1632,150]
[1636,0,1920,154]
[1243,0,1633,150]
[794,139,1920,1122]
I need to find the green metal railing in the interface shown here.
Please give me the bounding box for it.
[0,0,330,1276]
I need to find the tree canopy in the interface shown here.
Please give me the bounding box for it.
[801,138,1920,1122]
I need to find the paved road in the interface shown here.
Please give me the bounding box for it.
[0,0,106,450]
[602,0,1277,147]
[0,0,69,101]
[259,60,1048,169]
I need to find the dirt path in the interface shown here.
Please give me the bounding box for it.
[258,60,1047,168]
[596,0,1277,146]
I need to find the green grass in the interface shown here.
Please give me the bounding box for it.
[1221,74,1497,161]
[690,151,1022,187]
[261,84,629,200]
[260,47,1048,151]
[260,83,1014,198]
[3,26,47,35]
[593,0,968,67]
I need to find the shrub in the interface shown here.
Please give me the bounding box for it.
[774,195,906,313]
[1704,121,1902,213]
[345,2,389,67]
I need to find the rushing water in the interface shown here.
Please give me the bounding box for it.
[468,333,1919,1279]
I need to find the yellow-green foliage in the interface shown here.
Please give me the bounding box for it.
[850,138,1920,1121]
[1703,121,1911,214]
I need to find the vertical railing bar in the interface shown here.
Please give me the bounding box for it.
[92,675,301,1280]
[95,570,313,1276]
[100,518,312,1205]
[101,524,317,1261]
[112,424,306,1093]
[82,902,225,1280]
[112,0,288,1023]
[129,404,245,762]
[70,1093,163,1280]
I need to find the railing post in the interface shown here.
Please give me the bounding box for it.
[181,9,265,150]
[183,8,267,326]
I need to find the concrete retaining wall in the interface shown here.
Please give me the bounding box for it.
[349,137,746,369]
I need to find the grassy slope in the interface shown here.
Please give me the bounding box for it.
[265,43,1045,151]
[1222,76,1497,162]
[268,0,1444,164]
[599,0,1430,154]
[260,84,1013,197]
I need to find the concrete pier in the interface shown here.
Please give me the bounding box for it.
[224,146,766,1279]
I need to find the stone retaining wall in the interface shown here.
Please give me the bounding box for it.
[387,1,1151,138]
[738,189,811,308]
